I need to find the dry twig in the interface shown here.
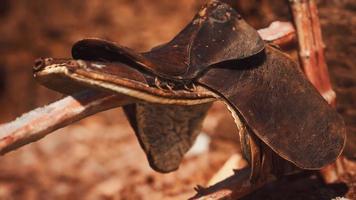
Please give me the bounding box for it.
[289,0,349,184]
[189,168,270,200]
[258,21,296,48]
[0,91,130,155]
[289,0,336,105]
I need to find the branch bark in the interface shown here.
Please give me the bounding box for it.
[189,168,269,200]
[257,21,296,48]
[289,0,336,105]
[190,154,275,200]
[0,91,130,155]
[289,0,347,184]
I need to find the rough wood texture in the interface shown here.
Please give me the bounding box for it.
[289,0,336,105]
[257,21,296,47]
[0,91,128,155]
[289,0,351,184]
[190,168,274,200]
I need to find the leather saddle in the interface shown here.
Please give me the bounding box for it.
[71,0,264,82]
[34,0,346,177]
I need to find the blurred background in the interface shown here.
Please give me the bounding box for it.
[0,0,354,199]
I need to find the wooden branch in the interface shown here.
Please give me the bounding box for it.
[188,154,275,200]
[0,22,296,157]
[290,0,347,184]
[0,91,130,155]
[257,21,296,48]
[289,0,336,105]
[207,154,248,186]
[190,168,273,200]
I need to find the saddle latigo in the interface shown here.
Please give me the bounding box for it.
[33,0,346,181]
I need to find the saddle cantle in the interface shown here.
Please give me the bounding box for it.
[72,0,264,81]
[34,0,346,177]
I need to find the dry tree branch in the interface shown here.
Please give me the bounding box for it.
[289,0,350,184]
[257,21,296,48]
[0,21,296,157]
[0,91,131,155]
[189,154,275,200]
[289,0,336,105]
[189,168,266,200]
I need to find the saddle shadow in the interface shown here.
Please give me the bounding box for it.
[241,172,349,200]
[189,169,349,200]
[209,49,267,71]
